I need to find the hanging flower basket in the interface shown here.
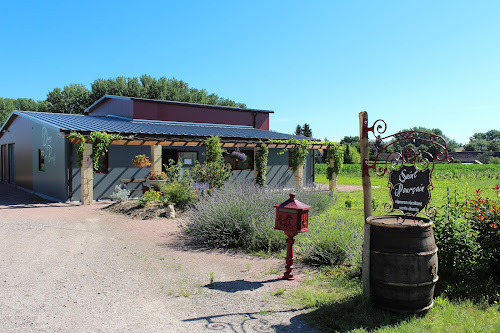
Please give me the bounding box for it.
[132,154,151,168]
[231,151,247,161]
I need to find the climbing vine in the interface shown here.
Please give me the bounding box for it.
[326,142,344,180]
[270,139,310,172]
[255,141,268,186]
[204,135,225,163]
[68,131,131,171]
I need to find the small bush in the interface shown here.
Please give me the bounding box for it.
[110,184,130,202]
[300,214,363,266]
[159,177,197,208]
[138,189,162,207]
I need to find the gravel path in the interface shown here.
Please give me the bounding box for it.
[0,184,319,333]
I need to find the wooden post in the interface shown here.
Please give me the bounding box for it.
[81,143,93,205]
[359,111,372,301]
[294,165,304,188]
[151,145,162,173]
[328,157,337,191]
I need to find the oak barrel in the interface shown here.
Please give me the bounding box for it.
[366,215,438,312]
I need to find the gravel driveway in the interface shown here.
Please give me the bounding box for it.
[0,184,318,333]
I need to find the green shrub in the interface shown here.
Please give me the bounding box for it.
[191,159,232,189]
[434,186,500,301]
[138,189,162,207]
[159,177,197,208]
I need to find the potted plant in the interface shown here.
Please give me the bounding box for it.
[132,154,151,168]
[147,171,168,188]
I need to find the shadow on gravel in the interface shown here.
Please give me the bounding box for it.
[183,310,315,333]
[206,278,282,293]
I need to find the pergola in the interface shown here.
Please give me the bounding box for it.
[75,136,334,205]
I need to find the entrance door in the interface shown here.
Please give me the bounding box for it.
[1,144,14,183]
[162,149,178,170]
[8,144,14,183]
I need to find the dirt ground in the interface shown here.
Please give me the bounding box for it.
[0,184,321,333]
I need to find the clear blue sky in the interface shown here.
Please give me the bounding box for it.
[1,1,499,144]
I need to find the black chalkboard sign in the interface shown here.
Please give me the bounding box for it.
[389,165,431,215]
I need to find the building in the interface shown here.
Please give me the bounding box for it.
[0,95,321,203]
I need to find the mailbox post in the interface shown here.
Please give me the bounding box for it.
[274,193,311,280]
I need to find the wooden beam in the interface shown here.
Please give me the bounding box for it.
[185,141,204,147]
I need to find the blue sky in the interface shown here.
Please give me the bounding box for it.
[1,1,498,144]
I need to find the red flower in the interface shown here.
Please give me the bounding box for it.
[489,222,498,228]
[493,185,500,191]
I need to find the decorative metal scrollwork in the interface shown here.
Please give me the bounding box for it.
[363,118,453,219]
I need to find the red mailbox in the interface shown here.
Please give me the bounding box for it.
[274,193,311,280]
[274,193,311,234]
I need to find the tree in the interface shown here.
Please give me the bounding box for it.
[340,136,360,153]
[343,144,361,164]
[294,125,302,136]
[47,84,92,114]
[2,75,248,125]
[294,123,312,137]
[388,127,458,156]
[464,130,500,152]
[0,97,49,126]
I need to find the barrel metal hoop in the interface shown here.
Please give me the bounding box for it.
[373,275,439,287]
[371,247,438,256]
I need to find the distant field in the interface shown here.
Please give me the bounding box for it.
[314,163,500,225]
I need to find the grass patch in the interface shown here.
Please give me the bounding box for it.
[291,266,500,333]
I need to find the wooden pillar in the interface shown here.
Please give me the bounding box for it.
[81,143,93,205]
[294,165,304,188]
[359,111,372,301]
[328,157,337,191]
[151,145,162,173]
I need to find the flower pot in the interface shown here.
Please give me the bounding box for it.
[148,179,167,188]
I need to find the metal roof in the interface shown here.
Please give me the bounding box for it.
[85,95,274,114]
[16,111,305,142]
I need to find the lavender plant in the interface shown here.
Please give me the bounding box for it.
[300,213,363,266]
[183,181,334,253]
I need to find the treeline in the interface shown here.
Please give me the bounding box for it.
[338,126,500,164]
[0,75,246,126]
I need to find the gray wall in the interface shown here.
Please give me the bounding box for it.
[32,123,67,201]
[0,116,33,189]
[69,145,314,202]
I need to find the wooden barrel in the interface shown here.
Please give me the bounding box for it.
[366,215,438,312]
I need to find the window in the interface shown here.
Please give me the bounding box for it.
[224,149,254,170]
[178,151,198,166]
[95,152,109,174]
[39,149,45,172]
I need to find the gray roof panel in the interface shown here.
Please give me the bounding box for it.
[18,111,305,141]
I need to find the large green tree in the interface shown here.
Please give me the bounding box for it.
[0,97,49,126]
[1,75,247,126]
[387,126,459,156]
[464,130,500,151]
